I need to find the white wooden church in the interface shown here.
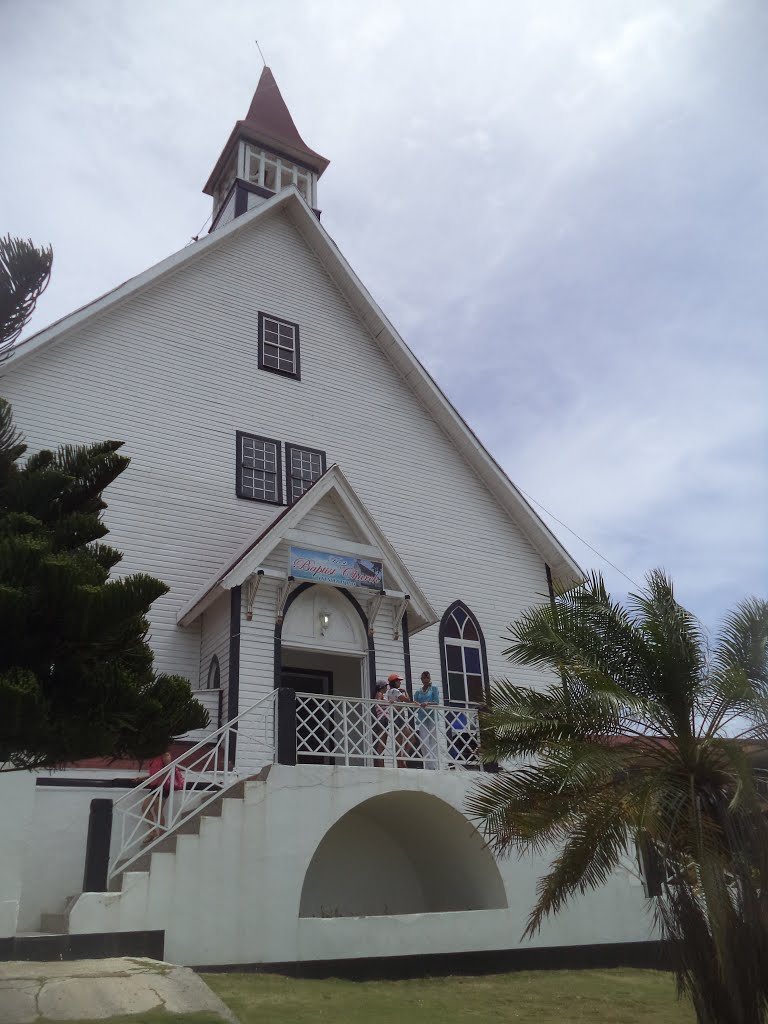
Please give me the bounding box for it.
[0,68,657,970]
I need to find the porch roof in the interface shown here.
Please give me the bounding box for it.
[176,465,438,633]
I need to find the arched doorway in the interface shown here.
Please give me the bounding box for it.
[299,791,507,917]
[280,584,370,699]
[279,584,372,764]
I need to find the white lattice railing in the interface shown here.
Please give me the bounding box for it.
[108,689,278,881]
[295,692,481,770]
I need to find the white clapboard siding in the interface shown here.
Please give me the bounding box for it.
[177,687,221,743]
[198,595,231,692]
[184,593,231,732]
[293,493,368,544]
[373,627,407,690]
[214,191,237,232]
[259,541,290,574]
[2,206,554,705]
[238,583,279,774]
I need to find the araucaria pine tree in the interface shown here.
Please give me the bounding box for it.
[0,397,208,770]
[0,234,53,362]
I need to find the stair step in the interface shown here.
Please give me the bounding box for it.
[108,771,267,890]
[39,912,68,933]
[17,931,68,936]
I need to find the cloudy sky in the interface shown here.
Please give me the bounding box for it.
[1,0,765,630]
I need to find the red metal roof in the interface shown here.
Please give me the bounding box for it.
[203,67,329,196]
[244,67,327,168]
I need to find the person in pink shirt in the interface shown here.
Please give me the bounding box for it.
[141,749,184,843]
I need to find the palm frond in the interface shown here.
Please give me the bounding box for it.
[471,568,768,1021]
[523,795,632,936]
[480,678,629,760]
[714,598,768,693]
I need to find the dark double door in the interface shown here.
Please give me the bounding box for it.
[281,668,333,764]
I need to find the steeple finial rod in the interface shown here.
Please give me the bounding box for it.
[255,40,267,69]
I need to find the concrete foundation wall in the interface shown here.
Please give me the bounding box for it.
[0,773,36,937]
[17,779,137,932]
[67,765,655,966]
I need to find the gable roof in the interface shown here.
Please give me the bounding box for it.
[177,464,437,631]
[203,67,329,194]
[4,186,582,587]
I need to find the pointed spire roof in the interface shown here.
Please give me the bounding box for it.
[203,67,329,196]
[244,67,327,168]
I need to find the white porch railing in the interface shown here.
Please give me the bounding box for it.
[295,692,481,770]
[108,689,278,881]
[107,689,480,885]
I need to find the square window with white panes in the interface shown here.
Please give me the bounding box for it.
[236,432,283,504]
[258,312,301,380]
[286,444,326,503]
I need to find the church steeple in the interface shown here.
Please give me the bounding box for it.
[204,67,329,230]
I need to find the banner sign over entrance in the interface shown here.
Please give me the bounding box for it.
[289,546,383,591]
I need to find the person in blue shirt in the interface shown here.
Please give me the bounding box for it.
[413,671,440,769]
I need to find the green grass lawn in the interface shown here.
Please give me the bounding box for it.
[202,968,695,1024]
[38,1015,223,1024]
[36,968,694,1024]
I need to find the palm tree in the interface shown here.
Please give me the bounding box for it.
[467,570,768,1024]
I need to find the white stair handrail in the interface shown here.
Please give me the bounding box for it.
[109,688,278,880]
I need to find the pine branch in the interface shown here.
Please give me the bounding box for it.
[0,234,53,360]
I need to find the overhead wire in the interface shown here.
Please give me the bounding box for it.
[516,486,642,589]
[188,210,213,245]
[176,206,642,591]
[182,145,638,593]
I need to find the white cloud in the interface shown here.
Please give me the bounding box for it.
[0,0,764,629]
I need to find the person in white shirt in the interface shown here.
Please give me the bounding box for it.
[386,673,413,767]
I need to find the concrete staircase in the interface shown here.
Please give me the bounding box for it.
[39,895,79,934]
[108,776,253,889]
[39,767,271,937]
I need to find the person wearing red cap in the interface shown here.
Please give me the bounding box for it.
[385,673,413,767]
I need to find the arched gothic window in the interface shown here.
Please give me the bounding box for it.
[439,602,488,706]
[206,655,221,690]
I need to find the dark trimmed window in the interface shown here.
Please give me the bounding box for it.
[236,431,283,504]
[206,655,221,690]
[439,602,489,706]
[286,444,326,504]
[258,312,301,379]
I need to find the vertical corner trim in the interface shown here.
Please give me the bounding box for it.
[234,183,249,218]
[545,564,557,611]
[228,586,242,723]
[276,687,297,765]
[273,619,283,689]
[402,611,413,698]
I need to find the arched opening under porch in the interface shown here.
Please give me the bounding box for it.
[299,791,507,918]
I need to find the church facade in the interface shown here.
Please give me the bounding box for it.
[1,69,656,968]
